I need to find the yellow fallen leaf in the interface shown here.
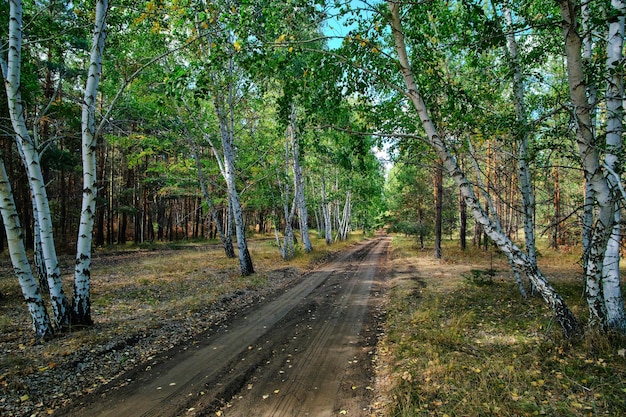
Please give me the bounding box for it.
[20,394,29,401]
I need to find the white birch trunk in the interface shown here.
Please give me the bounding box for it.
[16,142,48,293]
[3,0,70,328]
[275,130,297,260]
[558,0,617,329]
[32,205,48,293]
[184,121,236,258]
[214,56,254,275]
[0,157,53,340]
[288,105,312,253]
[504,5,537,267]
[338,191,351,241]
[73,0,107,326]
[321,174,332,245]
[602,0,626,330]
[389,1,581,338]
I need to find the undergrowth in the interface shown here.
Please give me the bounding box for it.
[380,236,626,417]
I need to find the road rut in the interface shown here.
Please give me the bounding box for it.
[61,236,390,417]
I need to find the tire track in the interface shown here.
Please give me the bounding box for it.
[59,237,389,417]
[215,236,389,416]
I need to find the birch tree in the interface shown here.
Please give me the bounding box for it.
[601,0,626,331]
[558,0,626,331]
[73,0,108,326]
[288,105,313,252]
[2,0,71,329]
[386,1,581,338]
[503,2,537,271]
[0,155,53,340]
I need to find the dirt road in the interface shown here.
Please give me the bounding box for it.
[59,236,390,417]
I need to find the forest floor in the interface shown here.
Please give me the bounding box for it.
[0,233,388,417]
[2,234,626,417]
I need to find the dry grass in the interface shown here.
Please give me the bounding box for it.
[376,236,626,417]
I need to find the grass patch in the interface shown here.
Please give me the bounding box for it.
[379,236,626,417]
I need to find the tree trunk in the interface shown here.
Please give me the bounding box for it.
[559,0,620,330]
[601,0,626,331]
[459,189,467,250]
[581,0,597,269]
[0,158,53,341]
[321,174,332,245]
[433,159,443,259]
[389,1,580,338]
[214,56,254,275]
[552,167,561,249]
[2,0,71,329]
[186,127,235,258]
[288,105,312,253]
[504,4,537,266]
[73,0,107,326]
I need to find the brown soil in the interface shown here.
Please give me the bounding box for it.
[48,237,391,417]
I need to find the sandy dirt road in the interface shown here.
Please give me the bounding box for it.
[59,236,390,417]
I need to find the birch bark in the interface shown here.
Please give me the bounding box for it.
[73,0,108,325]
[601,0,626,330]
[321,173,332,245]
[183,116,236,258]
[289,105,313,252]
[389,1,580,338]
[3,0,70,328]
[213,56,254,275]
[0,157,53,340]
[558,0,618,329]
[504,4,537,267]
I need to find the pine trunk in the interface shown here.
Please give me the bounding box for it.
[459,189,467,250]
